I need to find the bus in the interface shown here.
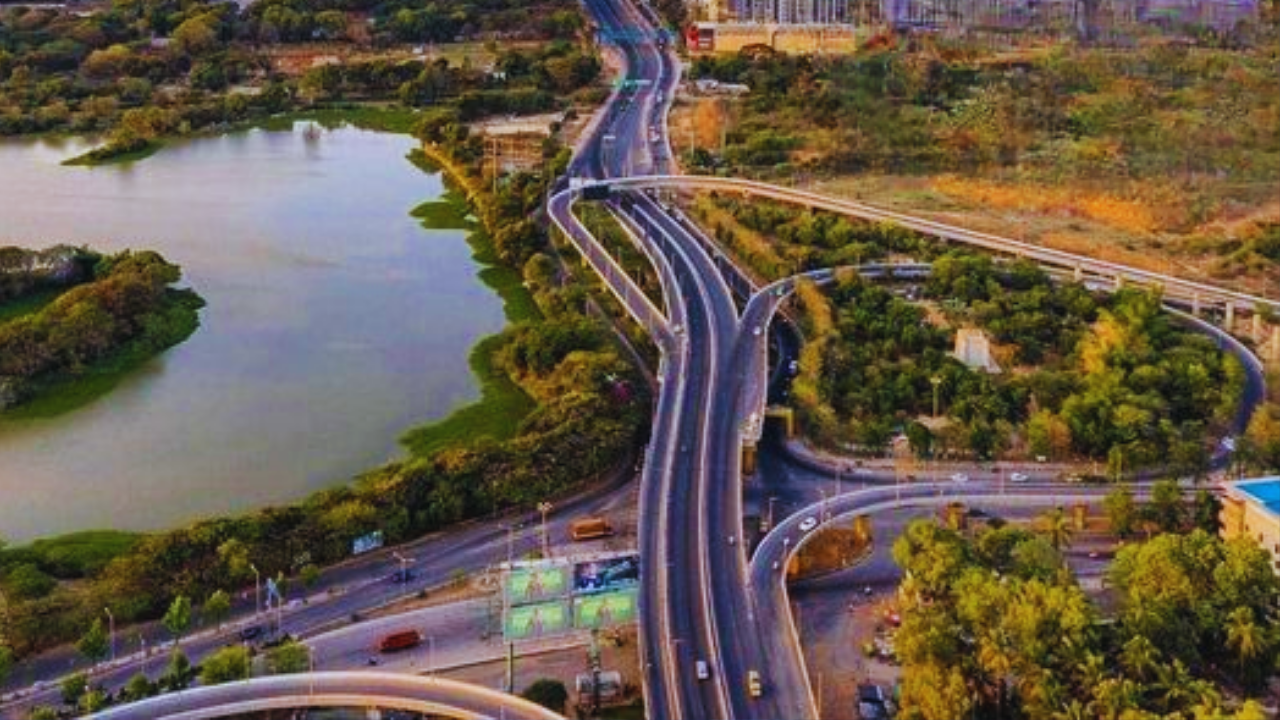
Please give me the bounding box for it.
[377,630,422,652]
[569,517,614,541]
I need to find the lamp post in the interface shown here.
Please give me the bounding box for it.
[103,607,115,663]
[250,564,261,618]
[537,502,553,558]
[930,375,942,418]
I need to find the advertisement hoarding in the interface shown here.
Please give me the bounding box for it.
[572,555,639,595]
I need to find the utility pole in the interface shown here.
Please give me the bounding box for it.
[393,551,413,600]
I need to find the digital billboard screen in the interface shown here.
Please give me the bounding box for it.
[572,555,639,595]
[505,563,570,606]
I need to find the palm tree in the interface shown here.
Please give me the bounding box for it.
[1120,634,1160,682]
[1037,507,1074,551]
[1225,607,1265,679]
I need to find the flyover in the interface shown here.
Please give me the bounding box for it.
[90,672,565,720]
[599,174,1280,320]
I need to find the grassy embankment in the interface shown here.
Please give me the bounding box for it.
[398,144,541,456]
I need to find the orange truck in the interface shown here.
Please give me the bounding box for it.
[377,630,422,653]
[569,516,615,541]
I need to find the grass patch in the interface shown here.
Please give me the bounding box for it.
[399,189,541,457]
[62,140,162,167]
[1,290,204,420]
[0,287,64,324]
[19,530,144,578]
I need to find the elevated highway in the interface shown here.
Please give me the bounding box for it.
[90,672,565,720]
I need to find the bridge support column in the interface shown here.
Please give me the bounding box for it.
[1192,293,1201,317]
[853,515,872,544]
[1225,303,1235,333]
[1253,312,1264,341]
[1270,327,1280,364]
[1073,264,1084,282]
[1114,274,1124,290]
[742,443,757,477]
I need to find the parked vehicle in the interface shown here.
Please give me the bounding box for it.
[378,630,423,653]
[695,660,709,681]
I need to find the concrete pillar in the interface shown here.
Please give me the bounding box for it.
[1072,503,1088,531]
[1225,303,1235,333]
[1253,312,1264,341]
[1270,326,1280,363]
[742,443,757,477]
[1192,293,1201,317]
[1114,274,1124,290]
[853,515,872,543]
[1073,264,1084,282]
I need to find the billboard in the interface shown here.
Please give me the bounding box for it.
[573,588,639,630]
[505,563,570,606]
[504,600,571,642]
[352,530,384,555]
[572,555,639,595]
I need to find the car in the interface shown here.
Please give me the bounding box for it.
[239,625,265,642]
[389,569,416,584]
[950,473,969,483]
[746,670,763,698]
[728,535,736,545]
[858,684,891,719]
[788,359,799,374]
[1010,472,1029,483]
[752,326,763,336]
[695,660,709,681]
[798,516,818,532]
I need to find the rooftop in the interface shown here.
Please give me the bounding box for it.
[1230,477,1280,516]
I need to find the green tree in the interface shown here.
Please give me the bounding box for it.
[267,639,311,674]
[77,618,109,665]
[163,594,192,646]
[0,645,12,684]
[300,563,320,589]
[80,688,106,713]
[521,678,569,713]
[1103,486,1137,538]
[60,672,88,706]
[1149,480,1185,532]
[122,672,154,701]
[161,648,194,692]
[203,589,231,630]
[171,15,220,56]
[200,645,250,685]
[1225,607,1267,686]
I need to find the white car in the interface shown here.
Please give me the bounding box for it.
[798,516,818,532]
[752,326,763,336]
[950,473,969,484]
[695,660,710,681]
[1010,472,1029,483]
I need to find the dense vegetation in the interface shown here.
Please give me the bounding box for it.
[893,515,1277,719]
[789,252,1240,469]
[0,248,204,411]
[0,0,599,161]
[693,196,1242,471]
[683,31,1280,288]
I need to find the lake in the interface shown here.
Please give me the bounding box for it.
[0,125,505,541]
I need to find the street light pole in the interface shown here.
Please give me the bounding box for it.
[930,375,942,418]
[537,502,553,558]
[250,564,261,618]
[104,607,115,663]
